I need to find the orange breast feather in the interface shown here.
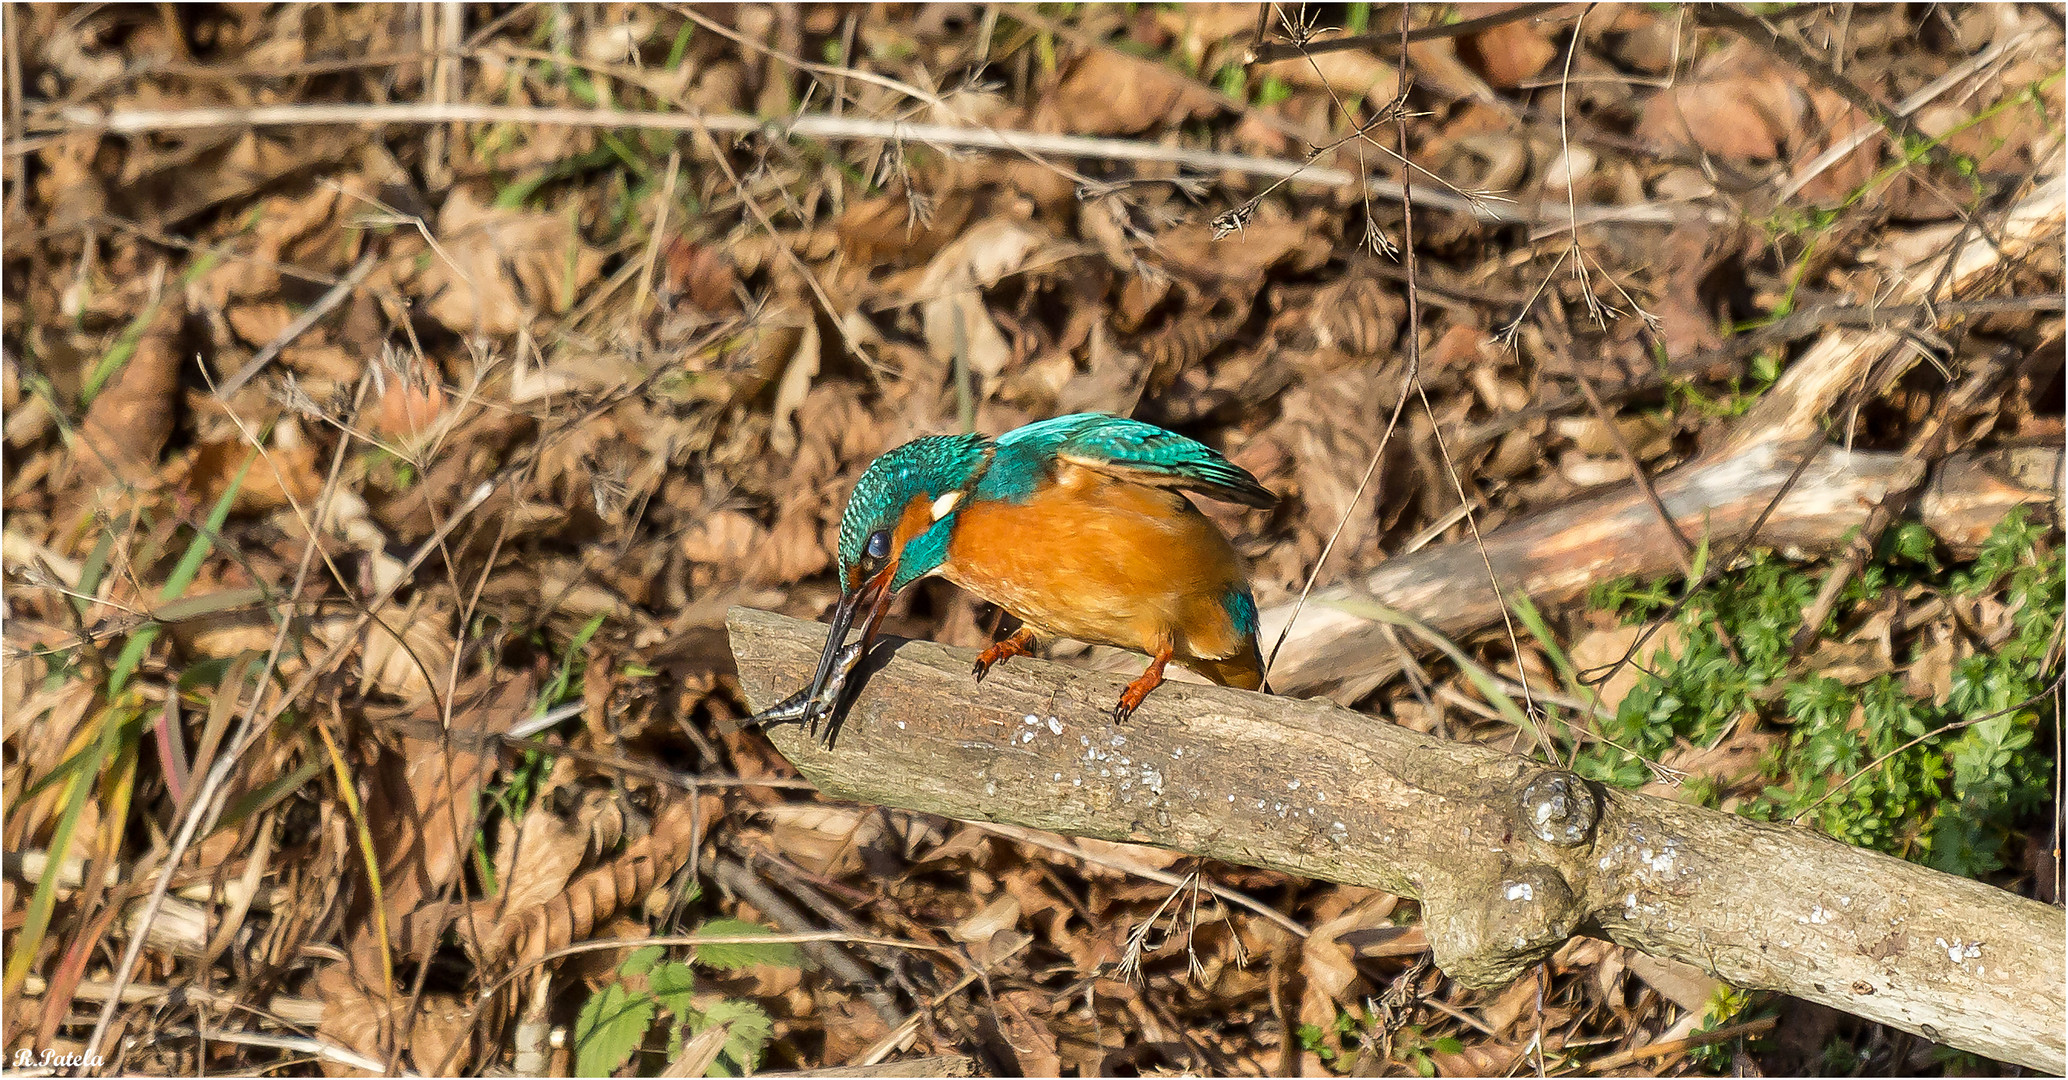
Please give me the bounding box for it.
[941,463,1254,671]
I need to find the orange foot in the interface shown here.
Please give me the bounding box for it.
[1113,647,1174,722]
[972,627,1037,683]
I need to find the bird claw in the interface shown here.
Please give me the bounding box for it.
[972,629,1034,685]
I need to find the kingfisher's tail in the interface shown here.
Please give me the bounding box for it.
[1184,638,1266,691]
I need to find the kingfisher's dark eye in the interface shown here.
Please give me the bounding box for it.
[865,530,892,560]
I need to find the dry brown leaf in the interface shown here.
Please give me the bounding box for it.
[918,218,1048,390]
[314,957,473,1076]
[1407,36,1503,102]
[767,315,823,458]
[680,510,769,568]
[1552,414,1672,459]
[1432,1040,1520,1077]
[1067,836,1186,876]
[1570,623,1684,715]
[182,419,326,519]
[1794,87,1882,208]
[995,989,1063,1077]
[357,594,458,700]
[369,365,448,443]
[749,488,835,586]
[490,798,699,967]
[1155,3,1261,71]
[1604,6,1677,73]
[366,670,536,956]
[224,301,296,348]
[951,893,1023,945]
[1051,48,1220,136]
[1650,225,1732,360]
[1907,630,1958,706]
[760,802,873,875]
[1265,364,1397,564]
[1637,77,1800,162]
[1256,48,1399,100]
[1460,16,1559,88]
[72,296,184,487]
[1638,724,1782,802]
[1481,976,1540,1034]
[421,187,605,336]
[1625,950,1720,1013]
[1156,218,1330,288]
[485,796,591,921]
[658,236,743,314]
[837,190,975,267]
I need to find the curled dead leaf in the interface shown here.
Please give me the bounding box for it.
[490,799,698,967]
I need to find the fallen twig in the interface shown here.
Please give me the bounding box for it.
[20,101,1720,226]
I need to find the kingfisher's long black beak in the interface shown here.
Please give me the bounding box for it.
[803,567,895,741]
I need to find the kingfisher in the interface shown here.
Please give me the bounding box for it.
[790,413,1276,742]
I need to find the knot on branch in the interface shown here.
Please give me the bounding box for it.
[1519,770,1600,846]
[1421,770,1602,987]
[1425,862,1584,988]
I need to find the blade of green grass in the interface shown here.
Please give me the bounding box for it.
[217,752,325,833]
[1322,597,1548,751]
[5,713,118,995]
[67,515,129,621]
[80,298,165,405]
[1510,593,1594,710]
[106,449,254,699]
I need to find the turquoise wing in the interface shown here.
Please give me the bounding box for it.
[994,413,1277,508]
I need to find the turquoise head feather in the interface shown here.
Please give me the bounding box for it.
[835,433,992,591]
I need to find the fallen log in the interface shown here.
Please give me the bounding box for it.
[728,607,2065,1073]
[1261,443,2062,701]
[1264,169,2063,701]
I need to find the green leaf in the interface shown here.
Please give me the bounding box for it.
[701,998,774,1077]
[693,918,804,971]
[651,961,697,1021]
[1686,530,1711,584]
[82,294,168,404]
[575,983,657,1077]
[620,945,666,977]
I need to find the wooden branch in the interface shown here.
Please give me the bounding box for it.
[1263,445,2061,701]
[728,608,2065,1072]
[1262,172,2063,700]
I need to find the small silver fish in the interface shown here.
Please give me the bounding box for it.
[743,638,866,748]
